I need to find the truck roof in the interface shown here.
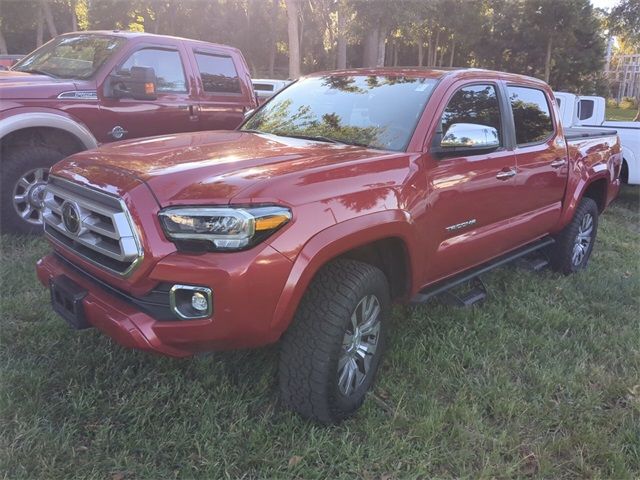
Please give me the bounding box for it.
[308,67,549,87]
[57,30,242,54]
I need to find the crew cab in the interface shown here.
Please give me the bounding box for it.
[0,31,256,234]
[554,91,639,185]
[36,68,621,423]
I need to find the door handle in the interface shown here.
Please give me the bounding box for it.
[496,168,517,180]
[550,158,567,168]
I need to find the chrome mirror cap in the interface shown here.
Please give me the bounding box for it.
[441,123,500,149]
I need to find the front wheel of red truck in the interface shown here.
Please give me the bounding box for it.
[550,197,599,274]
[279,259,390,424]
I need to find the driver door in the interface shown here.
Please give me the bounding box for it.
[96,45,199,143]
[422,82,520,283]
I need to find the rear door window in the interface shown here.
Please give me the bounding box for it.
[194,52,241,94]
[507,86,554,145]
[578,99,594,121]
[120,48,187,93]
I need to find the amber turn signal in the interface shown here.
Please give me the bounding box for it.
[255,214,290,231]
[144,82,155,95]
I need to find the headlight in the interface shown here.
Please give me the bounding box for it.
[159,206,291,251]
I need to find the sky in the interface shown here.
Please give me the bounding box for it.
[590,0,620,10]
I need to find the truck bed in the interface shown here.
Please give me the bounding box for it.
[564,127,618,140]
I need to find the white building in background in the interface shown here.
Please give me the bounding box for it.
[606,50,640,101]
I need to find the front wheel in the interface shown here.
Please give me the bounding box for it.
[1,146,64,234]
[278,259,390,424]
[549,197,599,274]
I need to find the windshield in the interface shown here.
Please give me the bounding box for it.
[242,75,437,151]
[13,34,125,79]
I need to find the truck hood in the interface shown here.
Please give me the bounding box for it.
[0,70,79,100]
[52,130,394,206]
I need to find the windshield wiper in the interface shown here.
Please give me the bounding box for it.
[276,133,341,144]
[241,129,265,134]
[18,68,58,79]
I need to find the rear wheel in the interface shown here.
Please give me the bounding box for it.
[279,259,390,424]
[1,146,63,234]
[549,197,599,274]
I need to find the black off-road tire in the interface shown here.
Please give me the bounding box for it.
[279,259,391,424]
[549,197,599,275]
[0,146,64,235]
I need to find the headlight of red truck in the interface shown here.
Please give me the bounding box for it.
[158,205,291,251]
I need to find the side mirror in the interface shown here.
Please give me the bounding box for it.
[434,123,500,155]
[106,66,157,100]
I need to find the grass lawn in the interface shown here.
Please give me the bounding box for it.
[606,106,638,122]
[1,186,639,479]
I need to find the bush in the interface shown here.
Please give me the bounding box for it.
[606,98,618,108]
[619,97,637,110]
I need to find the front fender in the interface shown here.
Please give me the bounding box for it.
[0,108,98,149]
[269,209,417,337]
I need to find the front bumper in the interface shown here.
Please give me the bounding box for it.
[36,245,294,357]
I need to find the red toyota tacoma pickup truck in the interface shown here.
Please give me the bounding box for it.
[36,68,622,423]
[0,31,256,234]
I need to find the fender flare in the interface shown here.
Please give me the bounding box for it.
[556,169,611,229]
[269,209,417,337]
[0,111,98,150]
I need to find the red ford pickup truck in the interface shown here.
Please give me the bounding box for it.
[0,31,256,234]
[36,68,622,423]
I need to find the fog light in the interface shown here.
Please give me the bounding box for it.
[169,285,213,320]
[191,292,208,311]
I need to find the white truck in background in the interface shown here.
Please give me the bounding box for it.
[554,92,639,185]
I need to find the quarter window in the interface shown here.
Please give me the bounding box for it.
[120,48,186,93]
[441,84,503,146]
[194,53,241,94]
[508,86,554,145]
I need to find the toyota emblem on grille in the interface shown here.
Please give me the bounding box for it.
[62,201,81,234]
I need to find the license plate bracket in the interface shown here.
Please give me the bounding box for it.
[50,275,90,329]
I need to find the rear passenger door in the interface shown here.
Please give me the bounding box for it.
[189,49,255,130]
[506,85,567,234]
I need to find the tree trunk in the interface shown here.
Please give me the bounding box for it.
[284,0,301,78]
[268,0,279,76]
[393,42,398,66]
[70,0,78,31]
[544,36,553,83]
[432,29,440,67]
[375,27,386,67]
[418,41,423,67]
[449,38,455,67]
[36,6,44,47]
[41,0,58,38]
[336,4,347,69]
[362,26,379,68]
[438,38,446,66]
[0,25,7,55]
[0,1,8,54]
[426,32,433,67]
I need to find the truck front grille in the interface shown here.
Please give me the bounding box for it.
[43,176,142,276]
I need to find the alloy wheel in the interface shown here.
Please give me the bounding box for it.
[12,168,49,226]
[571,212,593,266]
[337,294,381,396]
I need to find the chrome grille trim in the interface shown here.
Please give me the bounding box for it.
[43,175,143,277]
